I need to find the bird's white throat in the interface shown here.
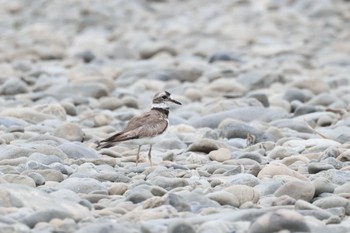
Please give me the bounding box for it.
[151,102,169,109]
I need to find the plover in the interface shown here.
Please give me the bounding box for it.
[97,91,181,165]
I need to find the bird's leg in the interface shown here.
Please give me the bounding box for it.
[136,145,141,166]
[148,144,153,166]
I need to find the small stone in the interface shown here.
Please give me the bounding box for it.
[99,97,123,110]
[165,193,191,212]
[274,180,315,202]
[308,162,334,174]
[21,209,73,228]
[224,185,260,206]
[198,220,231,233]
[206,191,240,207]
[247,93,270,107]
[28,152,63,165]
[21,171,45,186]
[148,177,189,190]
[227,173,260,187]
[334,183,350,194]
[0,78,28,95]
[108,183,128,195]
[55,177,106,194]
[188,138,223,153]
[312,177,335,196]
[2,174,36,187]
[257,163,308,181]
[167,220,195,233]
[208,148,231,162]
[283,88,309,103]
[58,142,99,159]
[268,146,299,159]
[313,196,350,215]
[249,209,310,233]
[53,122,85,142]
[35,169,64,182]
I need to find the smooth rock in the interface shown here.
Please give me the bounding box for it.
[20,208,73,228]
[313,196,350,215]
[55,177,106,194]
[148,177,189,190]
[206,191,240,207]
[258,163,308,181]
[28,152,63,165]
[308,162,335,174]
[75,222,133,233]
[165,193,191,212]
[223,185,260,206]
[35,169,64,182]
[227,173,260,187]
[334,183,350,194]
[108,183,128,195]
[2,174,36,187]
[268,146,299,159]
[312,177,335,196]
[187,138,223,153]
[21,171,45,186]
[208,148,231,162]
[219,119,270,142]
[58,142,99,159]
[53,122,85,142]
[274,180,315,202]
[0,184,90,220]
[249,209,310,233]
[167,220,195,233]
[0,78,28,95]
[197,220,232,233]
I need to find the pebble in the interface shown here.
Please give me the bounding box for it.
[167,220,195,233]
[2,174,36,187]
[187,138,223,153]
[58,142,99,159]
[55,177,106,194]
[274,180,315,202]
[257,163,308,181]
[208,148,231,162]
[313,196,350,215]
[53,122,85,142]
[1,0,350,231]
[249,209,310,233]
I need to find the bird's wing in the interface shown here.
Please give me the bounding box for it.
[97,111,168,149]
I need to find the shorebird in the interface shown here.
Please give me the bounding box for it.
[97,91,181,166]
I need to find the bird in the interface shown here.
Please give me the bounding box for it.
[97,91,181,166]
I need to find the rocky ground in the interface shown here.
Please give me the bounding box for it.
[1,0,350,232]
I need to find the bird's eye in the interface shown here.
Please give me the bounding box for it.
[162,96,167,99]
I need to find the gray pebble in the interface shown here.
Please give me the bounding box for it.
[28,152,63,165]
[249,209,310,233]
[227,174,260,187]
[53,122,85,142]
[167,220,195,233]
[58,142,99,159]
[312,176,335,197]
[274,180,315,202]
[165,193,191,212]
[55,177,106,194]
[20,208,73,228]
[148,177,189,190]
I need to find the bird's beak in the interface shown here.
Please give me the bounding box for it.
[169,98,182,105]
